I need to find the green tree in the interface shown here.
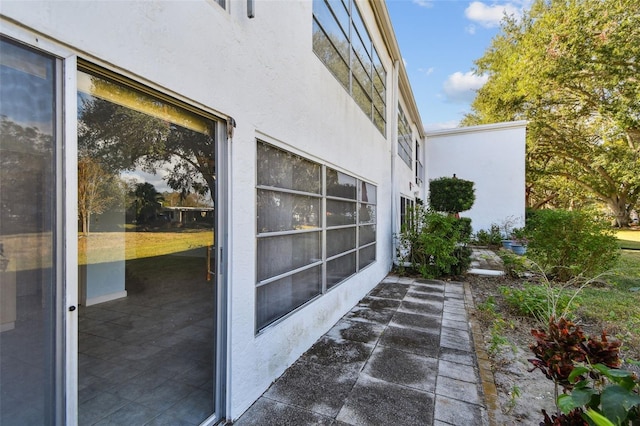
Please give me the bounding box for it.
[464,0,640,226]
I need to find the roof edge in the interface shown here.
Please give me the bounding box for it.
[425,120,528,138]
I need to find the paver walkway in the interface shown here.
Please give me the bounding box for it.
[233,274,494,425]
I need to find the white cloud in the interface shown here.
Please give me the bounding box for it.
[465,24,477,35]
[442,71,488,103]
[464,1,521,28]
[412,0,434,8]
[418,67,435,76]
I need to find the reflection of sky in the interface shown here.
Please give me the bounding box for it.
[0,40,54,135]
[120,169,170,192]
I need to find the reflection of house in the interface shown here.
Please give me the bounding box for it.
[162,206,215,224]
[0,2,524,425]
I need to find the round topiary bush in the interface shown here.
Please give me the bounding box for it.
[428,175,475,214]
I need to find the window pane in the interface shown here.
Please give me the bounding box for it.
[313,0,350,61]
[359,181,376,203]
[257,266,322,330]
[312,21,350,91]
[351,48,372,98]
[326,0,350,38]
[359,204,376,224]
[257,141,321,194]
[257,189,321,233]
[359,244,376,269]
[326,168,356,199]
[373,110,385,134]
[0,38,57,425]
[327,253,356,289]
[359,224,376,246]
[327,227,356,257]
[257,233,321,281]
[352,77,372,118]
[327,199,356,226]
[351,4,371,57]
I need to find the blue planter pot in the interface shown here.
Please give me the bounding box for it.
[511,244,527,255]
[501,240,513,250]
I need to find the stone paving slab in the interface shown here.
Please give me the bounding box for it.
[232,275,492,425]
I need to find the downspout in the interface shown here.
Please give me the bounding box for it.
[390,59,400,269]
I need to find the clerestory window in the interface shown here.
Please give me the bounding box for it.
[312,0,386,134]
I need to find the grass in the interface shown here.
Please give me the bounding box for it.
[79,230,213,265]
[577,250,640,357]
[616,229,640,250]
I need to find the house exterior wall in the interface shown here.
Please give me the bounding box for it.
[425,121,528,234]
[0,0,409,421]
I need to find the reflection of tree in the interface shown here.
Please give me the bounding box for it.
[128,182,163,225]
[78,156,119,235]
[0,117,53,234]
[78,78,215,216]
[162,191,210,208]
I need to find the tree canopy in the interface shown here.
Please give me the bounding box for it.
[464,0,640,225]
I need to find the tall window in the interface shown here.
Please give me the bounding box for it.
[397,105,412,167]
[312,0,386,134]
[0,37,60,425]
[415,139,424,186]
[257,141,377,331]
[400,196,415,231]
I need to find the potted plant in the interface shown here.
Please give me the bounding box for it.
[510,227,528,255]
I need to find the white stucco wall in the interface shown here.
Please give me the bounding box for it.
[1,0,397,421]
[425,121,527,234]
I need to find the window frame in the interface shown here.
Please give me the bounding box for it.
[312,0,386,134]
[256,141,377,332]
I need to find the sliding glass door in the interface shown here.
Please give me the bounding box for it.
[0,37,62,425]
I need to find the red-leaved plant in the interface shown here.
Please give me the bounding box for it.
[527,317,640,425]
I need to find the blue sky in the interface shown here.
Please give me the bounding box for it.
[386,0,530,130]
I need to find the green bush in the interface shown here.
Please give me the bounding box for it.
[497,248,529,278]
[474,224,503,247]
[428,176,475,214]
[500,283,577,321]
[456,217,473,242]
[396,206,471,278]
[526,209,620,281]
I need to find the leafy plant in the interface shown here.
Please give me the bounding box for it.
[473,224,503,247]
[500,283,576,322]
[497,248,530,278]
[428,176,475,214]
[526,209,620,282]
[528,317,640,425]
[395,206,471,278]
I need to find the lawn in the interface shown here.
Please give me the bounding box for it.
[79,230,213,265]
[617,228,640,250]
[573,249,640,357]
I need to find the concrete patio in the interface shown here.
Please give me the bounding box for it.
[233,263,500,425]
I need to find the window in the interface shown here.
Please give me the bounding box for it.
[312,0,386,134]
[256,141,377,331]
[415,139,424,186]
[397,105,412,167]
[400,196,415,232]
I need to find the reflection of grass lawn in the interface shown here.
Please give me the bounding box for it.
[79,230,213,265]
[617,229,640,250]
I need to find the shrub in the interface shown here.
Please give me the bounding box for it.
[500,283,576,322]
[456,217,473,242]
[497,248,529,278]
[526,209,620,281]
[474,224,503,247]
[428,176,475,214]
[396,206,471,278]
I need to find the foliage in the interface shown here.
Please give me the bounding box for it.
[528,317,640,425]
[558,363,640,426]
[500,283,576,322]
[464,0,640,224]
[77,156,121,234]
[497,248,529,278]
[473,224,503,247]
[396,206,471,278]
[428,176,476,214]
[526,209,620,281]
[456,217,473,241]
